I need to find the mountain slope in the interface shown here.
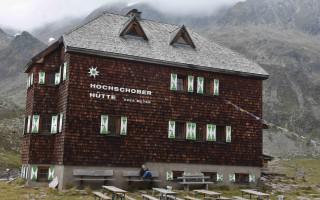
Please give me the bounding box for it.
[219,0,320,34]
[0,31,45,152]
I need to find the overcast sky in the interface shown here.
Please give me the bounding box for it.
[0,0,243,31]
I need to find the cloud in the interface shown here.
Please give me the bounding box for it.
[0,0,243,31]
[143,0,244,16]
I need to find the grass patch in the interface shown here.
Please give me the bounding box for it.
[0,150,20,169]
[278,159,320,184]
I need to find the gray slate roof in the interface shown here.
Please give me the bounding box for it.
[63,12,268,78]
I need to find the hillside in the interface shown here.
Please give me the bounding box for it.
[0,30,45,153]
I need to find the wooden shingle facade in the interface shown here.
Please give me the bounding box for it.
[21,10,268,189]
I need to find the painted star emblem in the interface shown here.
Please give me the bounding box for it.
[88,67,99,78]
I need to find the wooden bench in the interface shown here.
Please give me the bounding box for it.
[178,173,213,191]
[232,196,249,200]
[185,196,201,200]
[74,169,114,186]
[93,191,111,200]
[123,171,161,182]
[142,194,159,200]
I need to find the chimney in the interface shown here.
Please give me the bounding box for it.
[126,9,142,19]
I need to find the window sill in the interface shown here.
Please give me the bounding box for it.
[100,134,126,138]
[168,139,230,144]
[22,133,61,137]
[171,90,219,97]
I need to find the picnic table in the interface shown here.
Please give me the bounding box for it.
[241,189,270,200]
[102,185,127,200]
[193,189,221,199]
[152,187,177,200]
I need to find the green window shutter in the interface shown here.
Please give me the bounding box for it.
[226,126,232,143]
[63,62,68,81]
[100,115,108,134]
[31,165,38,181]
[58,113,63,133]
[51,115,58,134]
[192,123,196,140]
[21,165,25,178]
[206,124,216,141]
[27,115,31,133]
[186,122,196,140]
[39,72,46,84]
[214,79,219,96]
[187,75,194,92]
[229,173,236,182]
[168,121,175,139]
[27,76,30,88]
[197,77,204,94]
[166,171,173,181]
[217,173,224,182]
[120,116,128,135]
[30,73,34,86]
[170,73,177,91]
[48,166,55,181]
[55,73,61,85]
[249,174,256,183]
[31,115,40,133]
[186,123,191,140]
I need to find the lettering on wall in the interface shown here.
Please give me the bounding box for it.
[89,84,152,104]
[88,66,152,104]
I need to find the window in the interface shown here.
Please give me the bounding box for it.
[46,73,56,85]
[175,122,185,140]
[41,115,52,134]
[109,116,120,135]
[170,25,196,48]
[203,172,217,182]
[37,166,49,182]
[177,75,186,91]
[100,115,127,136]
[216,125,226,143]
[172,171,184,181]
[196,125,205,141]
[235,173,249,184]
[119,17,148,40]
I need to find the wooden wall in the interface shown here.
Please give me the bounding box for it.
[22,48,264,168]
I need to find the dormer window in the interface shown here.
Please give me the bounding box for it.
[120,15,148,41]
[170,25,196,48]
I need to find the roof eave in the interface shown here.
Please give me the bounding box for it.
[65,46,269,80]
[24,38,65,73]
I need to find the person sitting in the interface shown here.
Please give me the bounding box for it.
[140,165,152,179]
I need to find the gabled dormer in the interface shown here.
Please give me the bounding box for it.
[170,25,196,49]
[119,9,148,41]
